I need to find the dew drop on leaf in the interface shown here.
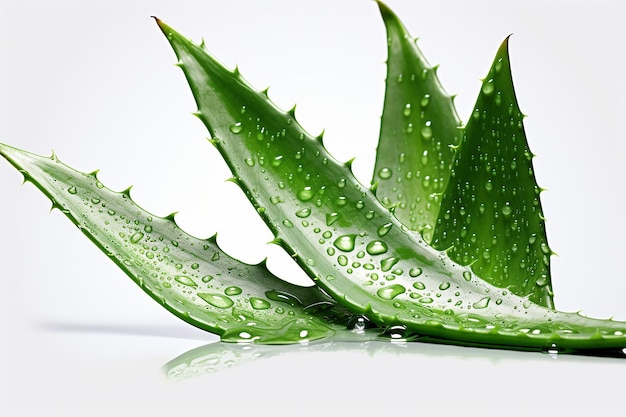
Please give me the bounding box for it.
[333,234,356,252]
[295,208,311,218]
[380,256,399,272]
[377,222,393,237]
[409,267,423,277]
[229,122,243,134]
[250,297,271,310]
[472,297,491,309]
[482,79,495,95]
[421,123,433,140]
[378,168,392,179]
[198,293,234,309]
[377,284,406,300]
[130,232,144,244]
[297,187,314,201]
[412,281,426,290]
[224,286,242,296]
[366,240,388,255]
[174,275,197,287]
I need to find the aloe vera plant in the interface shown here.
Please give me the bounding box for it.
[2,2,625,356]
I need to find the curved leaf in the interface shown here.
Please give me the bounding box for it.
[0,143,354,344]
[157,18,626,353]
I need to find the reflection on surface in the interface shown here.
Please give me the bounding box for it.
[164,329,626,380]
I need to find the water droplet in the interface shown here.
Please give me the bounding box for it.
[472,297,490,309]
[67,186,77,195]
[495,58,503,73]
[482,79,495,95]
[378,168,392,179]
[144,225,153,233]
[419,297,433,304]
[225,286,242,296]
[191,263,199,270]
[439,282,450,291]
[297,187,314,201]
[420,94,431,107]
[463,271,472,281]
[403,103,412,117]
[366,240,388,255]
[381,324,411,340]
[535,276,549,287]
[198,293,233,309]
[250,297,270,310]
[333,234,356,252]
[337,178,346,189]
[412,281,426,290]
[201,275,213,283]
[130,232,144,244]
[244,157,255,167]
[540,243,550,254]
[174,275,197,287]
[295,208,311,218]
[337,255,348,266]
[347,315,374,332]
[265,290,302,306]
[502,205,512,216]
[270,196,284,205]
[282,219,294,228]
[377,284,406,300]
[409,267,423,277]
[377,222,392,237]
[229,122,243,133]
[380,257,399,272]
[326,212,339,226]
[271,155,283,167]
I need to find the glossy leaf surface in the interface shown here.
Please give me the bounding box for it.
[432,39,554,308]
[0,143,354,344]
[158,18,626,352]
[373,1,461,242]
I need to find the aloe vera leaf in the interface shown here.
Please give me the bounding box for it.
[431,38,554,308]
[0,142,361,344]
[157,19,626,353]
[372,1,461,242]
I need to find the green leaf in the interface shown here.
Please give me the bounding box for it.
[372,1,461,242]
[431,38,554,308]
[0,143,356,344]
[157,18,626,353]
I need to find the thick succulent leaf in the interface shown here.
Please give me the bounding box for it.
[431,39,554,308]
[0,143,358,344]
[373,1,461,242]
[158,19,626,353]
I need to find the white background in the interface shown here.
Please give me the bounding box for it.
[0,0,624,416]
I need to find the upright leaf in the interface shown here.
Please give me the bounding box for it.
[431,38,554,308]
[373,1,461,242]
[157,19,626,353]
[0,143,354,344]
